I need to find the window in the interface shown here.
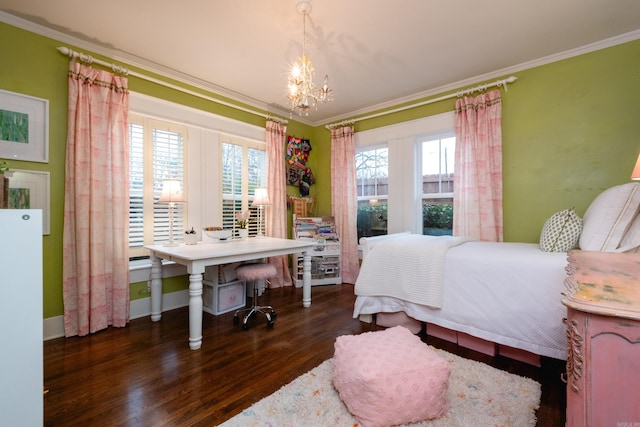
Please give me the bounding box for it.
[420,135,455,236]
[221,137,266,236]
[126,93,268,284]
[129,115,187,257]
[354,112,455,239]
[356,145,388,240]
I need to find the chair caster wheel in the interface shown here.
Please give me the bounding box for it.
[233,315,240,325]
[242,323,250,331]
[267,320,275,328]
[271,311,277,320]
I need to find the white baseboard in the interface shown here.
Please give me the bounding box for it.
[129,289,190,319]
[43,289,190,341]
[43,316,65,340]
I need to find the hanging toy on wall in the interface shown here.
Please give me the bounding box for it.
[286,136,314,195]
[286,135,310,168]
[299,167,315,196]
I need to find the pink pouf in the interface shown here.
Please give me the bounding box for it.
[332,326,450,427]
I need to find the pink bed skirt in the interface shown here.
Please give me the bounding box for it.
[374,311,541,367]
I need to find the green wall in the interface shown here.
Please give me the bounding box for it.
[501,43,640,241]
[344,39,640,242]
[1,20,638,320]
[0,22,315,318]
[1,24,69,319]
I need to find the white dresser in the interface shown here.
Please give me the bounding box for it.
[0,209,43,426]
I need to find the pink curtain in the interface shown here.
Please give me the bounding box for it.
[330,126,360,284]
[265,119,293,287]
[62,60,130,337]
[453,90,503,242]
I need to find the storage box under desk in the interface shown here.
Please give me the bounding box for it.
[203,279,246,315]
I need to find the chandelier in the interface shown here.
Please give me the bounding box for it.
[287,1,333,116]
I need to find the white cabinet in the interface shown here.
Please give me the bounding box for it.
[0,210,43,426]
[291,216,341,287]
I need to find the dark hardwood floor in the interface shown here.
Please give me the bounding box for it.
[44,284,566,426]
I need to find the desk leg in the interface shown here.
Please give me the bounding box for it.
[302,250,311,308]
[188,273,204,350]
[150,255,163,322]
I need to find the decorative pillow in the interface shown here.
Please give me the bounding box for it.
[539,208,582,252]
[332,326,450,427]
[579,183,640,252]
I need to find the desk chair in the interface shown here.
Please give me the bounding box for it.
[233,263,277,330]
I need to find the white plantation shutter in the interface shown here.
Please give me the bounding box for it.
[152,127,185,244]
[129,123,145,249]
[222,143,242,229]
[221,140,266,235]
[248,147,266,235]
[129,115,187,257]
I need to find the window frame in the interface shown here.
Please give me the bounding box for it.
[127,92,267,283]
[355,112,455,237]
[220,136,267,236]
[417,131,456,236]
[356,144,389,240]
[418,132,455,200]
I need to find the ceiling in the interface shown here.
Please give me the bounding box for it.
[1,0,640,125]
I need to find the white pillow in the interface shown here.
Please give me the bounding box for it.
[579,183,640,252]
[619,213,640,253]
[539,208,582,252]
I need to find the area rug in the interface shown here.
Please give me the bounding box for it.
[218,347,541,427]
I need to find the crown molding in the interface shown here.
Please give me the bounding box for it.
[0,11,297,120]
[318,29,640,126]
[2,11,638,128]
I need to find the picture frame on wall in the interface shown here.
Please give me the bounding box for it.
[8,169,50,235]
[0,89,49,163]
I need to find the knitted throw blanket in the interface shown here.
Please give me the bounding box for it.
[355,234,472,308]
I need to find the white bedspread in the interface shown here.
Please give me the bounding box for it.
[355,234,471,309]
[354,238,569,360]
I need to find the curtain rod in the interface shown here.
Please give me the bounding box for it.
[325,76,517,130]
[325,119,355,130]
[265,114,288,125]
[57,46,288,124]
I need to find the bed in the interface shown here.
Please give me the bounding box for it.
[353,182,640,363]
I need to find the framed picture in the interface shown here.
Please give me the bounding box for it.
[8,169,50,235]
[0,89,49,163]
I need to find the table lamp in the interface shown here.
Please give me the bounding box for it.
[252,188,271,237]
[631,153,640,180]
[159,179,185,246]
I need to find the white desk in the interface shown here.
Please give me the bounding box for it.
[146,237,315,350]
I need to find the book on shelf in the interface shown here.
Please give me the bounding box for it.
[293,216,339,243]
